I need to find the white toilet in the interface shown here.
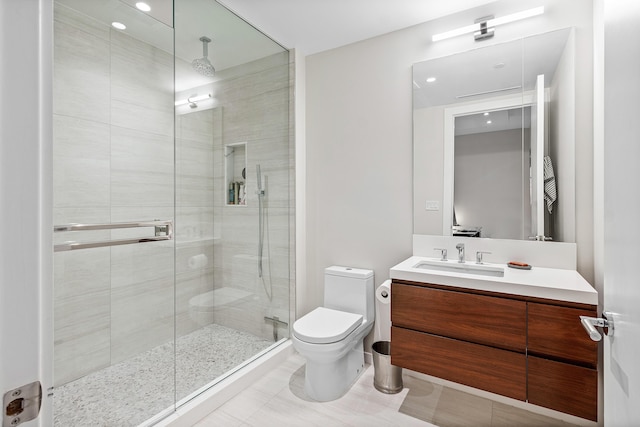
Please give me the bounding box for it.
[292,266,374,401]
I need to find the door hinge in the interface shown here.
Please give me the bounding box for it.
[3,381,41,427]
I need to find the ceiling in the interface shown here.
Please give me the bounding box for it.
[56,0,287,91]
[218,0,497,55]
[58,0,537,93]
[57,0,499,60]
[56,0,284,68]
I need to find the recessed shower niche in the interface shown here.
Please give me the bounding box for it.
[225,142,247,206]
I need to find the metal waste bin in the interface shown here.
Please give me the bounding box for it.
[372,341,403,394]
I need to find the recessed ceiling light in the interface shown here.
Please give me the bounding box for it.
[111,22,126,30]
[136,2,151,12]
[486,120,492,124]
[483,112,490,116]
[426,77,437,83]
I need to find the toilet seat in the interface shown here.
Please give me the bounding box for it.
[293,307,362,344]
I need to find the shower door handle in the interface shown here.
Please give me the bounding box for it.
[53,220,173,252]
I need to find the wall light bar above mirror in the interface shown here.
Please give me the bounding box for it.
[432,6,545,42]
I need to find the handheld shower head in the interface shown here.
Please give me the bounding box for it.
[192,36,215,77]
[256,164,263,192]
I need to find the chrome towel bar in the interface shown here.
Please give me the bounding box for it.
[53,220,172,252]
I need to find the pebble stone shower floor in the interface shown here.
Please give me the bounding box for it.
[53,324,272,427]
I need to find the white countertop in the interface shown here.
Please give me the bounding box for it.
[390,256,597,305]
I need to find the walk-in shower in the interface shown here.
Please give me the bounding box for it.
[52,0,292,425]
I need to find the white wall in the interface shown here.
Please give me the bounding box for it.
[413,105,445,236]
[0,0,54,424]
[455,129,527,240]
[549,30,577,243]
[294,48,307,319]
[304,0,596,320]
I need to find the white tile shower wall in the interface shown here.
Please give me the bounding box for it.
[53,5,111,386]
[173,50,292,343]
[211,53,291,340]
[53,247,111,386]
[175,109,217,339]
[52,115,110,208]
[53,7,110,124]
[177,111,216,207]
[54,1,292,386]
[110,126,174,207]
[53,3,175,384]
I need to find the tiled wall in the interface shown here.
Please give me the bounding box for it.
[53,3,292,387]
[175,108,218,338]
[216,52,291,341]
[175,51,292,342]
[53,4,175,386]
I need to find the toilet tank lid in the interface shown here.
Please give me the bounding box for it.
[325,266,373,279]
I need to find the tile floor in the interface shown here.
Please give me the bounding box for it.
[54,324,271,426]
[194,353,589,427]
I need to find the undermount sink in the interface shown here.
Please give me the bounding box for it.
[413,259,505,277]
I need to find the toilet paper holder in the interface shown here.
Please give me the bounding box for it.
[376,280,392,303]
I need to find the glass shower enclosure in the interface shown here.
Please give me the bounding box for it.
[52,0,292,425]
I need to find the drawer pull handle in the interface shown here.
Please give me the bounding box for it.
[580,312,614,341]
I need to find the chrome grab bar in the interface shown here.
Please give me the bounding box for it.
[53,220,173,252]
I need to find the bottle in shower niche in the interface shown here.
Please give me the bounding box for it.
[228,182,235,204]
[235,182,243,205]
[238,183,246,205]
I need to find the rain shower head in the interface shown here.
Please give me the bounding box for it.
[192,36,215,77]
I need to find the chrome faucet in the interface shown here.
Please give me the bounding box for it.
[456,243,465,263]
[434,248,448,261]
[476,251,491,264]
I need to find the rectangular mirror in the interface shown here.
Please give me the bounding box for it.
[413,28,575,242]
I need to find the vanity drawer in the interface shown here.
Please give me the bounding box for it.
[392,283,526,352]
[528,356,597,421]
[528,303,598,367]
[392,326,527,401]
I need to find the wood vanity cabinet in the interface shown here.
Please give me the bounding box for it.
[391,280,598,421]
[527,302,598,420]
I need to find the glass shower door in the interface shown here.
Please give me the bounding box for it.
[173,0,292,404]
[52,1,176,425]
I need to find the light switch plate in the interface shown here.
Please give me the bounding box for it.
[425,200,440,211]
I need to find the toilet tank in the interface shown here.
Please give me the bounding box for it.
[324,266,374,323]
